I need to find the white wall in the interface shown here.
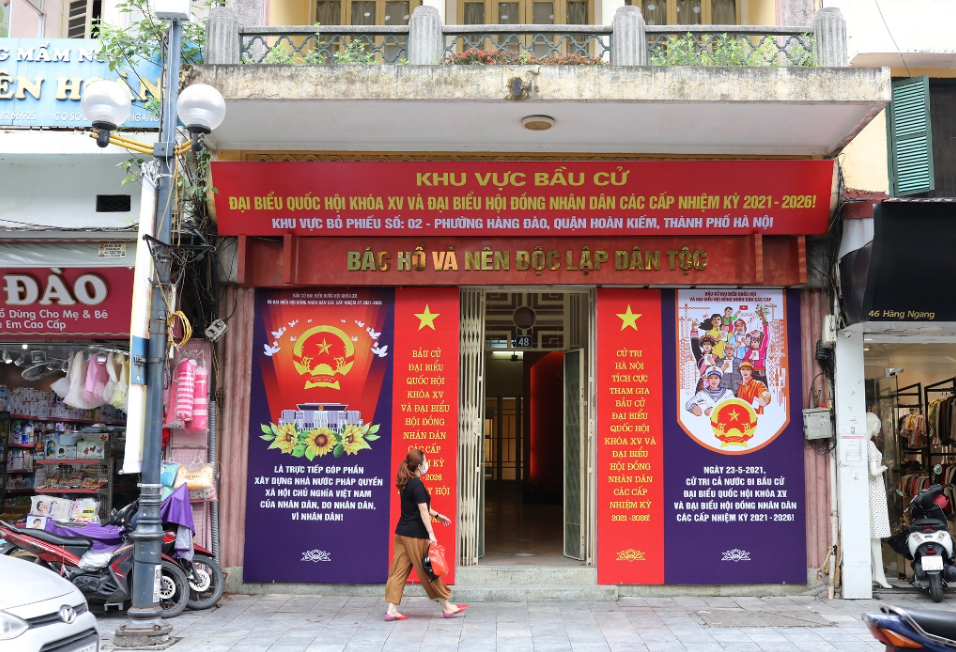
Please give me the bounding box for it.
[0,150,144,230]
[825,0,956,68]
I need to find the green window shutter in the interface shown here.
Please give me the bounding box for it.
[886,75,934,196]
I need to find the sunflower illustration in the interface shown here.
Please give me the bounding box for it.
[270,423,299,454]
[341,424,371,455]
[305,427,338,459]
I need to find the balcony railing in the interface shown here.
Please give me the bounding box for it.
[240,25,410,64]
[442,25,612,61]
[207,6,847,68]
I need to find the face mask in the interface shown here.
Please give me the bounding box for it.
[419,460,429,475]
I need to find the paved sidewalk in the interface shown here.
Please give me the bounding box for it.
[96,592,956,652]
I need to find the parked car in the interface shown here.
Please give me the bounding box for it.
[0,554,100,652]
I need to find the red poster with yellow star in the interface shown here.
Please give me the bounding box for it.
[595,289,665,584]
[390,288,460,584]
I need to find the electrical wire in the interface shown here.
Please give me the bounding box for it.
[873,0,911,77]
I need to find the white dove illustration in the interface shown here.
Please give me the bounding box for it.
[371,343,388,358]
[288,320,298,327]
[366,327,381,340]
[264,341,281,356]
[351,336,358,342]
[271,326,287,339]
[289,336,297,342]
[355,320,365,327]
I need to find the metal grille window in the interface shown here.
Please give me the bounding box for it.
[484,396,523,481]
[96,195,131,212]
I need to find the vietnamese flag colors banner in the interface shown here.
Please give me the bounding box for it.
[596,290,665,584]
[390,288,460,584]
[597,289,806,585]
[243,288,458,584]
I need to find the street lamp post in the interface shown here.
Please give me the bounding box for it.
[81,13,225,650]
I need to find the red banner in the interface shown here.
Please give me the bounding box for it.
[0,267,133,338]
[212,161,833,237]
[596,289,664,585]
[390,287,460,584]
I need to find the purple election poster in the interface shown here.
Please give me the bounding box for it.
[242,288,395,583]
[663,289,807,584]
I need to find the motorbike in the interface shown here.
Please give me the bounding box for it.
[0,517,191,617]
[888,482,956,602]
[108,490,225,611]
[865,603,956,651]
[0,485,224,613]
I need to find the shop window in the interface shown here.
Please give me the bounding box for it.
[65,0,102,38]
[622,0,738,25]
[887,77,956,198]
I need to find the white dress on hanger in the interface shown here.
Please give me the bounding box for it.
[868,440,892,538]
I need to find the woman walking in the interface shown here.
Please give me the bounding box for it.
[385,448,467,621]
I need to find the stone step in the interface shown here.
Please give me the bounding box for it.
[455,565,597,587]
[452,584,617,602]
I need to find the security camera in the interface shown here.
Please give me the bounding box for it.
[885,368,904,377]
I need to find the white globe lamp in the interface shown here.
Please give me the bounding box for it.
[177,83,226,151]
[80,79,132,147]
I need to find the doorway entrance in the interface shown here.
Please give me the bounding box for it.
[476,290,593,566]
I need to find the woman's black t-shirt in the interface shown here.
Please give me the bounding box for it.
[395,477,431,539]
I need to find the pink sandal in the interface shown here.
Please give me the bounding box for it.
[443,605,468,618]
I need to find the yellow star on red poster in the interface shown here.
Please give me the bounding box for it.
[415,305,440,331]
[616,305,642,331]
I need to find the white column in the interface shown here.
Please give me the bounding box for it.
[833,326,872,599]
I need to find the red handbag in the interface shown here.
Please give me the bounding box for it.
[427,542,449,577]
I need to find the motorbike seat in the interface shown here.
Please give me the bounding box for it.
[26,528,94,549]
[902,606,956,641]
[909,518,948,532]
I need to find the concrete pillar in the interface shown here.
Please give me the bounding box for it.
[833,327,873,599]
[813,7,848,67]
[231,0,267,28]
[206,6,241,65]
[611,6,645,66]
[408,5,444,65]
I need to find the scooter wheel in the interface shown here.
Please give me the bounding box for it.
[187,555,225,610]
[929,573,945,603]
[157,560,190,617]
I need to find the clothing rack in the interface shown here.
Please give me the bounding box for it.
[924,377,956,471]
[895,382,925,457]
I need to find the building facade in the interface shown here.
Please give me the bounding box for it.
[195,0,891,599]
[827,0,956,600]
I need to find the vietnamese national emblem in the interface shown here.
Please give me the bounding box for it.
[292,325,355,389]
[710,398,758,448]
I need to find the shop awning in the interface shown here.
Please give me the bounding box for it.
[840,201,956,327]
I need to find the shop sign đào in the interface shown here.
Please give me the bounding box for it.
[0,267,134,338]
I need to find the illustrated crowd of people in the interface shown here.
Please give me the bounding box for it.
[685,306,772,418]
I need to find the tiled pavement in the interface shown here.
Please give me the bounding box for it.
[96,592,956,652]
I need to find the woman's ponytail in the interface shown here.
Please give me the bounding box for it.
[396,448,425,493]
